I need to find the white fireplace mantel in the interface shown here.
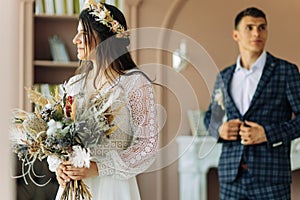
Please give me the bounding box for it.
[176,136,300,200]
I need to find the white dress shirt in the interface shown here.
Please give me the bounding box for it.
[230,51,267,115]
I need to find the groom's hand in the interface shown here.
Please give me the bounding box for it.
[239,120,267,145]
[218,119,242,140]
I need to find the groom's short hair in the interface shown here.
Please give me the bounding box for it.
[234,7,267,29]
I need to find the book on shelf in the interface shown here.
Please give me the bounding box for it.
[35,0,44,14]
[44,0,55,15]
[54,0,65,15]
[35,0,74,15]
[105,0,115,6]
[34,0,124,15]
[48,35,70,62]
[78,0,85,12]
[66,0,74,15]
[116,0,125,12]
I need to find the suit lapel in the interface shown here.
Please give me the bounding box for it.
[222,66,234,92]
[222,66,242,118]
[244,53,276,118]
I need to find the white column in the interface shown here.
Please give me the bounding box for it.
[0,0,20,199]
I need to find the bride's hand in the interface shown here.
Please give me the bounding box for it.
[56,163,71,187]
[62,161,99,181]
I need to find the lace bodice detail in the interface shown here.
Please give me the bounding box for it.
[47,70,158,180]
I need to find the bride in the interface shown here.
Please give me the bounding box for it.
[47,0,158,199]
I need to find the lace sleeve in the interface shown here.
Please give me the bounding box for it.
[94,75,158,179]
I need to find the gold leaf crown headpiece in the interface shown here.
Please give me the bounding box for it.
[83,0,128,38]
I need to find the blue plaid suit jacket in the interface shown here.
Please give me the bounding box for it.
[204,52,300,184]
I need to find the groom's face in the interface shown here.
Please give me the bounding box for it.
[232,16,268,55]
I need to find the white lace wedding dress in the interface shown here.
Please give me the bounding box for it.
[47,69,158,200]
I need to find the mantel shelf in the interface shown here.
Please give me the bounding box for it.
[34,60,78,68]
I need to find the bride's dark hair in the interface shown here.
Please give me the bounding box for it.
[76,3,142,88]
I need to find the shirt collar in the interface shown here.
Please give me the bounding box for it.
[235,51,267,72]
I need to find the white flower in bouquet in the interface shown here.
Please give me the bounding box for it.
[69,145,91,168]
[46,119,62,136]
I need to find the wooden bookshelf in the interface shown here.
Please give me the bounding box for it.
[34,60,78,68]
[33,17,78,84]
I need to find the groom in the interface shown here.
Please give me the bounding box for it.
[204,7,300,199]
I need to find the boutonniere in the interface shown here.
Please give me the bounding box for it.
[214,88,225,110]
[214,88,227,122]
